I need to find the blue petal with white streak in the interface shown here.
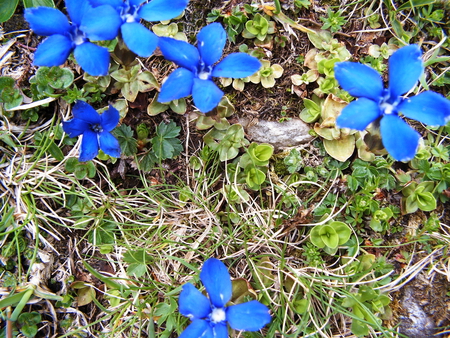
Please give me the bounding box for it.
[33,35,73,67]
[334,62,384,101]
[197,23,226,67]
[192,78,224,113]
[158,37,200,71]
[179,283,212,320]
[66,0,93,26]
[380,114,420,162]
[388,44,423,98]
[158,68,194,103]
[398,91,450,126]
[74,42,110,76]
[179,320,213,338]
[336,98,382,130]
[121,22,159,57]
[81,5,121,41]
[227,300,271,331]
[139,0,189,22]
[24,7,70,36]
[199,258,232,308]
[212,53,262,78]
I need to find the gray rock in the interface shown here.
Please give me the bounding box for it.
[238,117,313,150]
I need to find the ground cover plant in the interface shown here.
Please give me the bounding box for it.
[0,0,450,337]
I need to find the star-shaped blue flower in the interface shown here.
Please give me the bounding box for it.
[88,0,189,57]
[63,101,121,162]
[178,258,271,338]
[157,23,262,113]
[334,44,450,161]
[25,0,121,76]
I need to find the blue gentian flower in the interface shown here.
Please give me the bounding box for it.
[334,44,450,161]
[178,258,271,338]
[88,0,189,57]
[158,23,262,113]
[63,101,121,162]
[25,0,121,76]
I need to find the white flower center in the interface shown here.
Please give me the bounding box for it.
[210,307,226,323]
[380,102,395,115]
[198,71,210,80]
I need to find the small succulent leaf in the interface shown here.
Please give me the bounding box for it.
[230,278,257,304]
[323,135,355,162]
[351,319,369,337]
[416,191,436,211]
[309,225,326,248]
[137,71,160,92]
[318,224,339,249]
[331,221,351,245]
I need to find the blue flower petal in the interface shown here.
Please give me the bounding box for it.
[199,258,231,308]
[158,68,194,103]
[24,7,71,36]
[73,42,110,76]
[66,0,93,26]
[192,79,223,113]
[158,37,200,71]
[62,118,89,138]
[72,101,101,124]
[33,35,73,67]
[179,320,213,338]
[139,0,189,22]
[212,53,261,78]
[100,105,120,132]
[197,23,226,67]
[397,91,450,126]
[336,98,382,130]
[388,44,423,98]
[99,131,121,158]
[129,0,146,6]
[380,114,420,162]
[226,301,271,331]
[89,0,123,6]
[334,62,384,101]
[81,5,121,41]
[121,22,159,57]
[212,323,228,338]
[179,283,212,320]
[80,129,99,162]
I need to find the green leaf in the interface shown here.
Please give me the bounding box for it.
[351,319,369,337]
[113,124,137,156]
[416,191,436,211]
[151,121,182,160]
[123,249,152,278]
[397,0,436,11]
[20,324,38,338]
[332,221,351,245]
[156,120,181,139]
[309,225,326,248]
[0,0,19,22]
[245,167,266,190]
[23,0,55,7]
[18,312,41,326]
[65,157,79,172]
[319,224,339,249]
[138,151,157,171]
[88,220,117,246]
[126,263,148,278]
[248,143,273,166]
